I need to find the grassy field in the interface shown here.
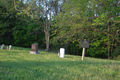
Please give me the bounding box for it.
[0,46,120,80]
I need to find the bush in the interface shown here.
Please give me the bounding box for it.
[113,55,120,60]
[111,46,120,59]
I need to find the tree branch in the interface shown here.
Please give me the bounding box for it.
[92,15,119,19]
[55,28,120,43]
[14,0,25,12]
[86,28,120,43]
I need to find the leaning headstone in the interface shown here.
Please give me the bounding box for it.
[1,44,5,49]
[9,45,12,50]
[30,43,40,54]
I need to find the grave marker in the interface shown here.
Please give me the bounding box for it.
[1,44,5,49]
[30,43,40,54]
[81,39,90,61]
[81,40,90,48]
[9,45,12,50]
[60,48,65,58]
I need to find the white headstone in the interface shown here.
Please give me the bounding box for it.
[1,44,5,49]
[60,48,65,58]
[9,45,12,50]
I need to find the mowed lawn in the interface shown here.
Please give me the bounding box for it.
[0,46,120,80]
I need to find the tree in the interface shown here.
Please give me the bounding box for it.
[14,0,61,52]
[13,0,45,47]
[52,0,120,58]
[0,0,18,44]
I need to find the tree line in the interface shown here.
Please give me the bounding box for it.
[0,0,120,59]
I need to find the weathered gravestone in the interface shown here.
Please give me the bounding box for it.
[9,45,12,50]
[30,43,40,54]
[81,39,90,61]
[1,44,5,49]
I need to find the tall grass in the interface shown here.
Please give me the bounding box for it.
[0,46,120,80]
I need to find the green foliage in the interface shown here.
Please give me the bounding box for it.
[113,55,120,60]
[13,20,45,47]
[111,46,120,59]
[92,14,109,26]
[0,0,17,45]
[114,55,120,60]
[0,0,45,48]
[87,45,108,58]
[51,0,120,58]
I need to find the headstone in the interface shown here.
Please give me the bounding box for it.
[30,43,40,54]
[9,45,12,50]
[60,48,65,58]
[1,44,5,49]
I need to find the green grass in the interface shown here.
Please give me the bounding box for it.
[0,46,120,80]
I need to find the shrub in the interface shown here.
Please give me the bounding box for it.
[111,46,120,59]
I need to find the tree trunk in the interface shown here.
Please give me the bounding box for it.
[45,30,50,52]
[44,0,52,52]
[108,25,110,59]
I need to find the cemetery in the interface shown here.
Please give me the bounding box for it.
[0,45,120,80]
[0,0,120,80]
